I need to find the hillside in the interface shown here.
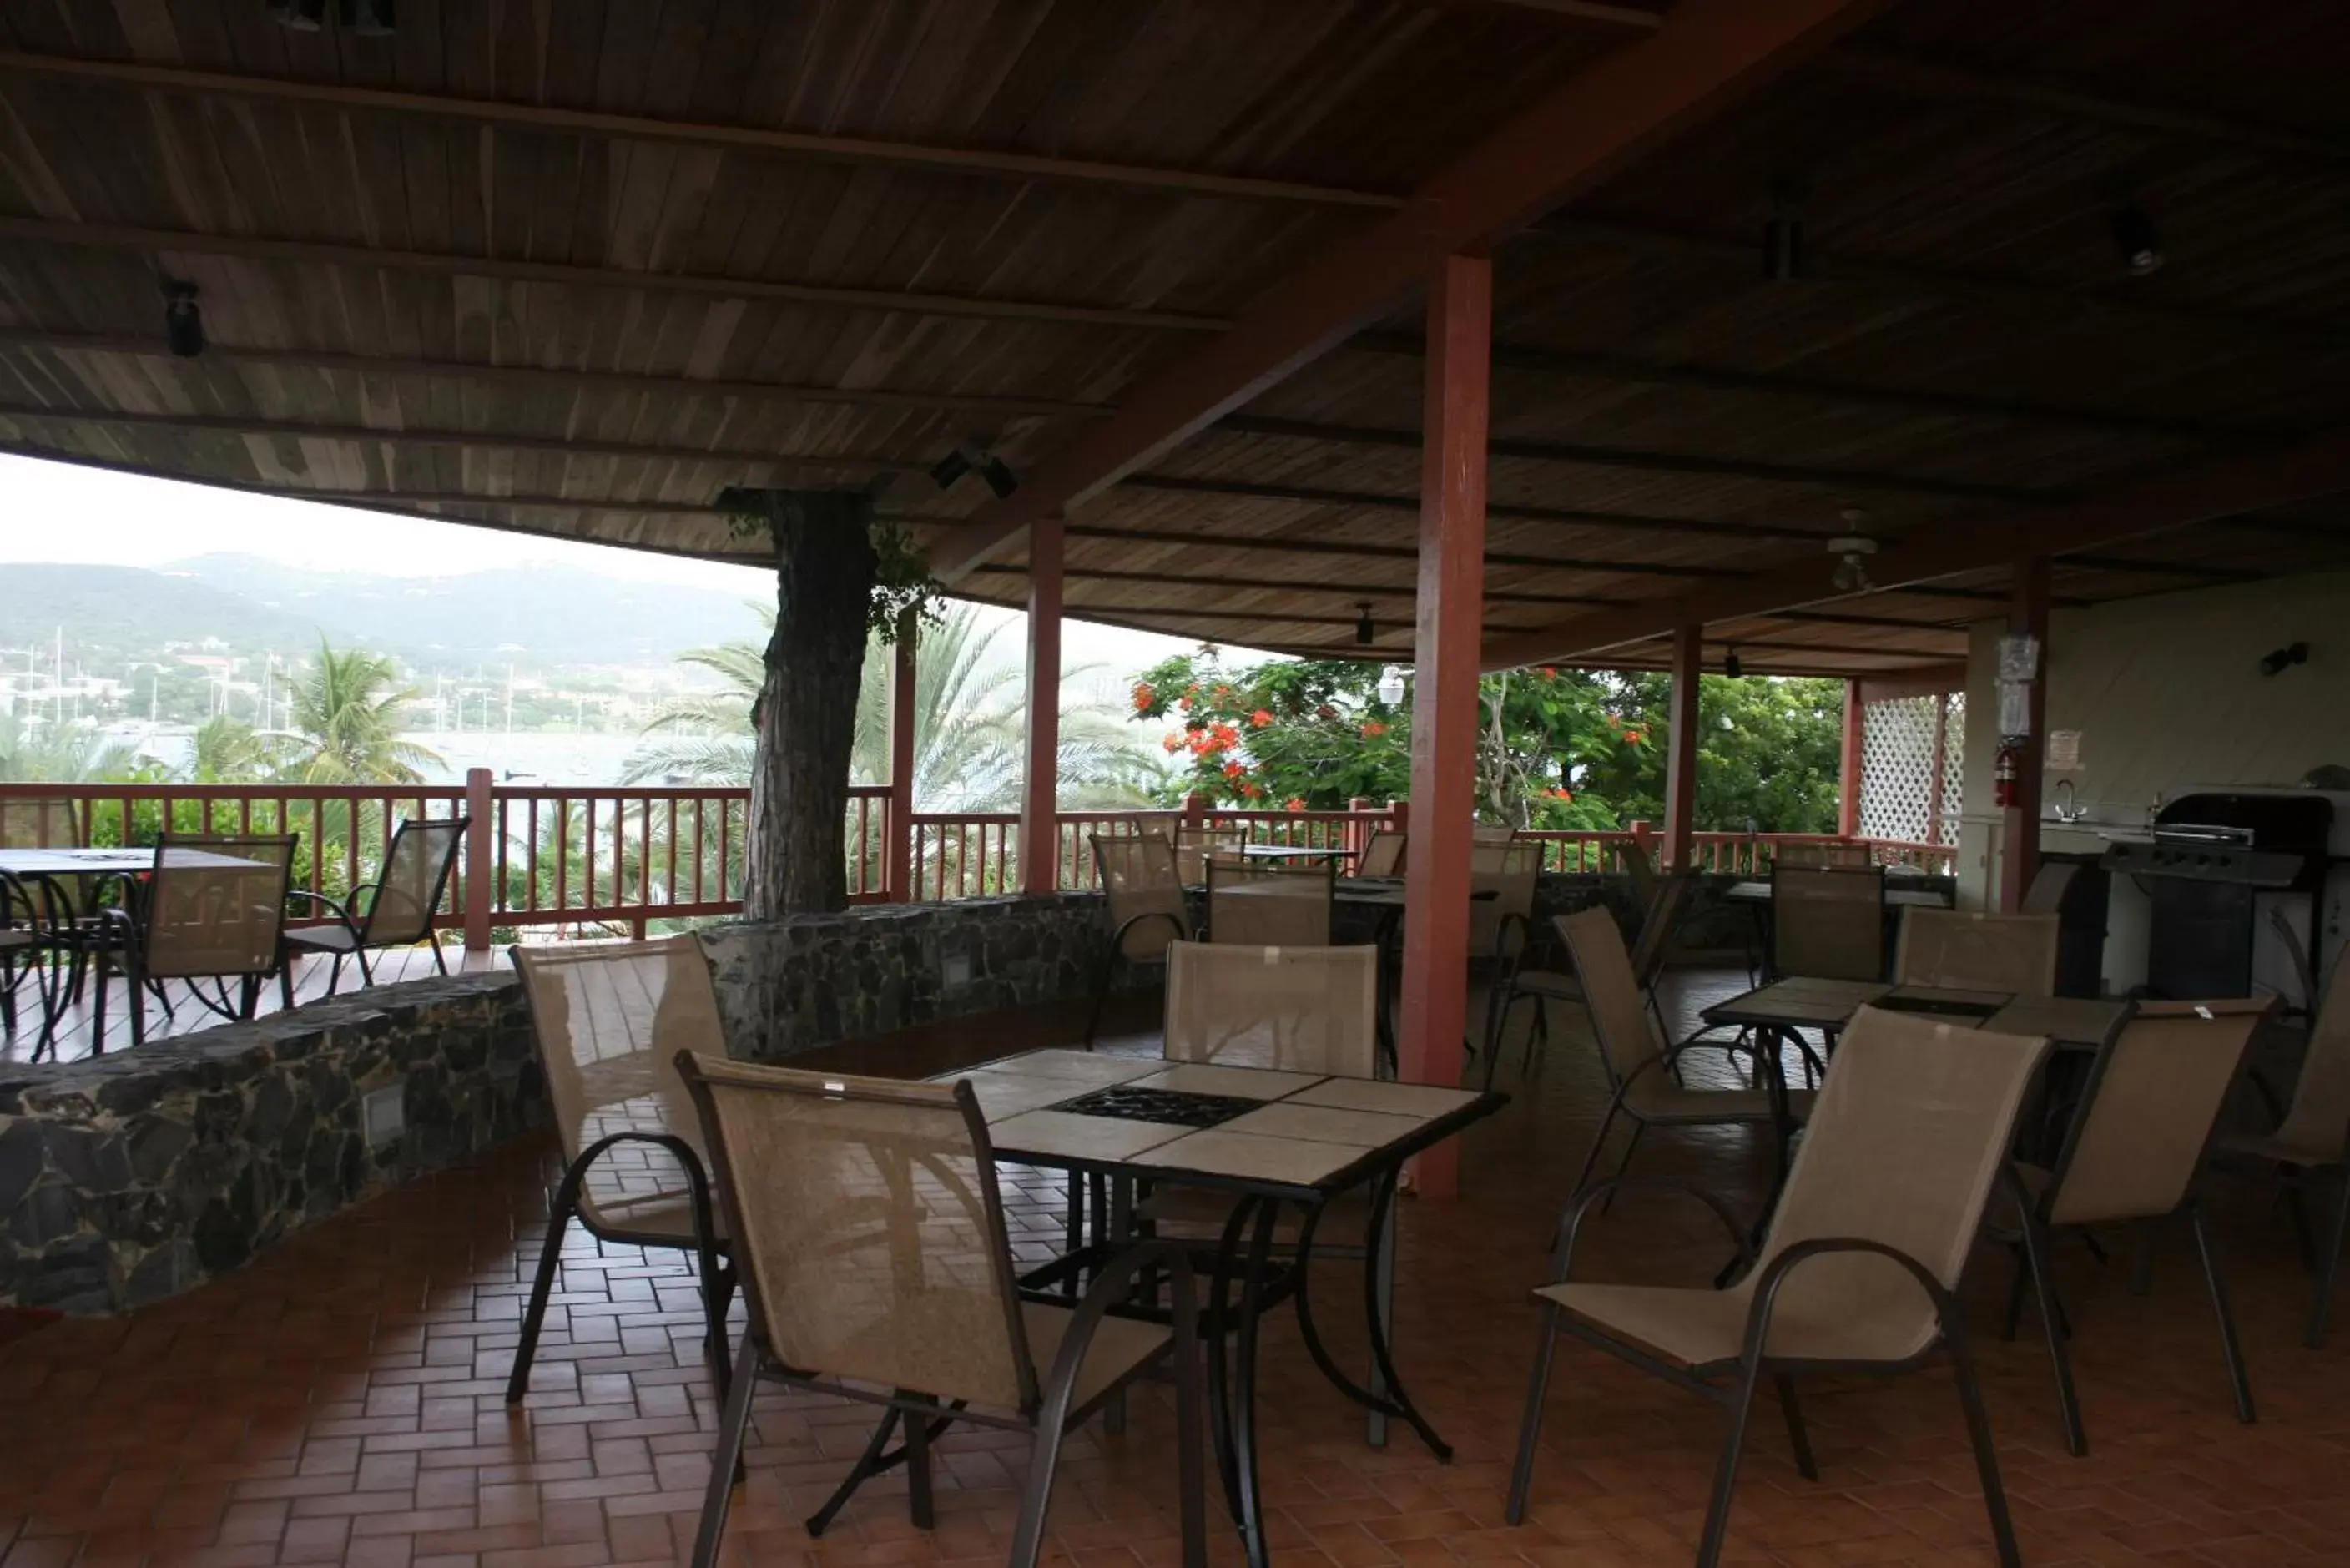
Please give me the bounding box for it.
[0,557,767,672]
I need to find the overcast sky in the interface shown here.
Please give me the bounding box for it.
[0,452,1233,683]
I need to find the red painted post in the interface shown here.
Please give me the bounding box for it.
[1021,517,1065,898]
[1838,677,1865,839]
[1183,791,1208,829]
[1347,796,1372,862]
[462,766,494,951]
[886,620,918,901]
[1398,252,1491,1201]
[1662,623,1702,872]
[1387,799,1409,836]
[1999,554,2050,913]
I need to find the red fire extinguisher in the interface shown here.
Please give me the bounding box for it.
[1994,743,2019,808]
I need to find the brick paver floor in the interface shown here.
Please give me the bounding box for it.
[2,976,2346,1567]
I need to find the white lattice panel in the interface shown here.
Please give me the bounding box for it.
[1860,694,1940,843]
[1940,693,1965,844]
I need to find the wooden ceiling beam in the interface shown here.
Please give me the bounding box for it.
[0,216,1224,335]
[926,0,1894,582]
[1482,424,2350,668]
[1349,330,2254,442]
[0,327,1112,422]
[0,50,1397,211]
[1051,521,1737,580]
[1118,471,1832,538]
[0,402,928,475]
[967,562,1616,608]
[1218,412,2054,502]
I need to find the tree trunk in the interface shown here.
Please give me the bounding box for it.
[743,491,876,919]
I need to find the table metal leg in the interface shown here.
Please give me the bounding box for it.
[1104,1174,1134,1435]
[1289,1172,1452,1459]
[1231,1198,1279,1568]
[1369,1192,1395,1449]
[1203,1197,1253,1526]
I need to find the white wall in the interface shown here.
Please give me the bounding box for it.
[1954,569,2350,910]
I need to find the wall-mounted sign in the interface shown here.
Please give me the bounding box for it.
[1998,633,2042,683]
[2046,730,2082,771]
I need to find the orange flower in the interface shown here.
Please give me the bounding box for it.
[1286,797,1308,812]
[1548,787,1575,801]
[1249,708,1274,728]
[1223,760,1246,779]
[1131,681,1156,713]
[1212,723,1240,745]
[1359,719,1389,739]
[1537,666,1558,678]
[1161,734,1183,754]
[1243,782,1264,799]
[1625,729,1647,746]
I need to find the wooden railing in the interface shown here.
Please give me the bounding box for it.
[2,781,1955,942]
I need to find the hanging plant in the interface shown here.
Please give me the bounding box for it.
[719,488,942,646]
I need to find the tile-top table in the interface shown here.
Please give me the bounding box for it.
[1722,878,1955,910]
[935,1047,1505,1568]
[1703,978,2128,1051]
[0,846,270,876]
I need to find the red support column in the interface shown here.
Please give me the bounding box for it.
[1838,677,1865,839]
[462,766,494,951]
[885,620,918,901]
[1021,517,1065,898]
[1662,623,1702,871]
[1398,252,1491,1200]
[1999,554,2050,913]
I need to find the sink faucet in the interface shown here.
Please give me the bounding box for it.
[2051,779,2085,824]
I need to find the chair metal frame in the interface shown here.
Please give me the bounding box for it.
[1482,875,1692,1092]
[672,1057,1207,1568]
[98,833,300,1051]
[285,814,469,995]
[1770,862,1888,982]
[2000,998,2262,1455]
[504,940,737,1409]
[1083,832,1194,1047]
[1356,829,1405,879]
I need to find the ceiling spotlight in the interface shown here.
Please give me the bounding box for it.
[345,0,395,33]
[1722,647,1742,679]
[270,0,327,30]
[1354,602,1375,647]
[977,454,1019,501]
[2109,201,2164,277]
[160,277,204,358]
[2258,641,2310,677]
[1762,174,1808,281]
[929,448,973,490]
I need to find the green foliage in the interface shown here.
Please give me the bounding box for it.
[719,490,941,644]
[1575,673,1847,834]
[0,709,149,783]
[183,716,287,784]
[285,640,442,785]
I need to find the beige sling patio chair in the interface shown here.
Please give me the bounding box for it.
[1163,940,1379,1076]
[1174,822,1250,885]
[1470,839,1542,964]
[1356,829,1405,879]
[506,938,734,1405]
[1205,854,1335,947]
[1483,875,1692,1092]
[1771,863,1886,981]
[1895,909,2059,995]
[1558,905,1813,1200]
[1084,833,1193,1047]
[2216,944,2350,1346]
[673,1056,1205,1567]
[1773,841,1873,868]
[1507,1005,2050,1568]
[101,834,299,1051]
[2003,999,2267,1455]
[285,814,468,994]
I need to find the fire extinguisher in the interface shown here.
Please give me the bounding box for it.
[1994,742,2019,808]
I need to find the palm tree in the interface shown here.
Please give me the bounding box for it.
[0,708,146,783]
[183,715,285,784]
[286,640,442,785]
[625,604,1162,809]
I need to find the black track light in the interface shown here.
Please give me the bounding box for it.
[978,455,1019,500]
[1762,174,1808,281]
[161,277,204,358]
[2109,202,2163,277]
[2258,641,2309,677]
[346,0,396,35]
[929,449,972,490]
[1354,602,1374,647]
[931,439,1016,497]
[1722,647,1742,679]
[270,0,327,31]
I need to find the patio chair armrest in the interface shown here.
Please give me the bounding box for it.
[1493,910,1531,968]
[1112,910,1188,952]
[1737,1237,1956,1364]
[563,1130,721,1238]
[2244,1066,2287,1132]
[1037,1239,1199,1425]
[285,888,356,920]
[1545,1177,1754,1287]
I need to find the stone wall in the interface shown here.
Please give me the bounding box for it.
[0,972,541,1315]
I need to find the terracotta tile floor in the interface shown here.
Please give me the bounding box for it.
[4,975,2348,1567]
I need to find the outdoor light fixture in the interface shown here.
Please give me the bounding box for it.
[2259,641,2310,677]
[1376,667,1407,708]
[930,440,1018,498]
[2109,201,2164,277]
[269,0,327,30]
[1762,174,1808,280]
[1828,511,1877,593]
[1722,647,1743,679]
[160,277,204,358]
[1354,602,1375,646]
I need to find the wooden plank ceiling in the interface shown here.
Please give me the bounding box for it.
[3,0,2349,677]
